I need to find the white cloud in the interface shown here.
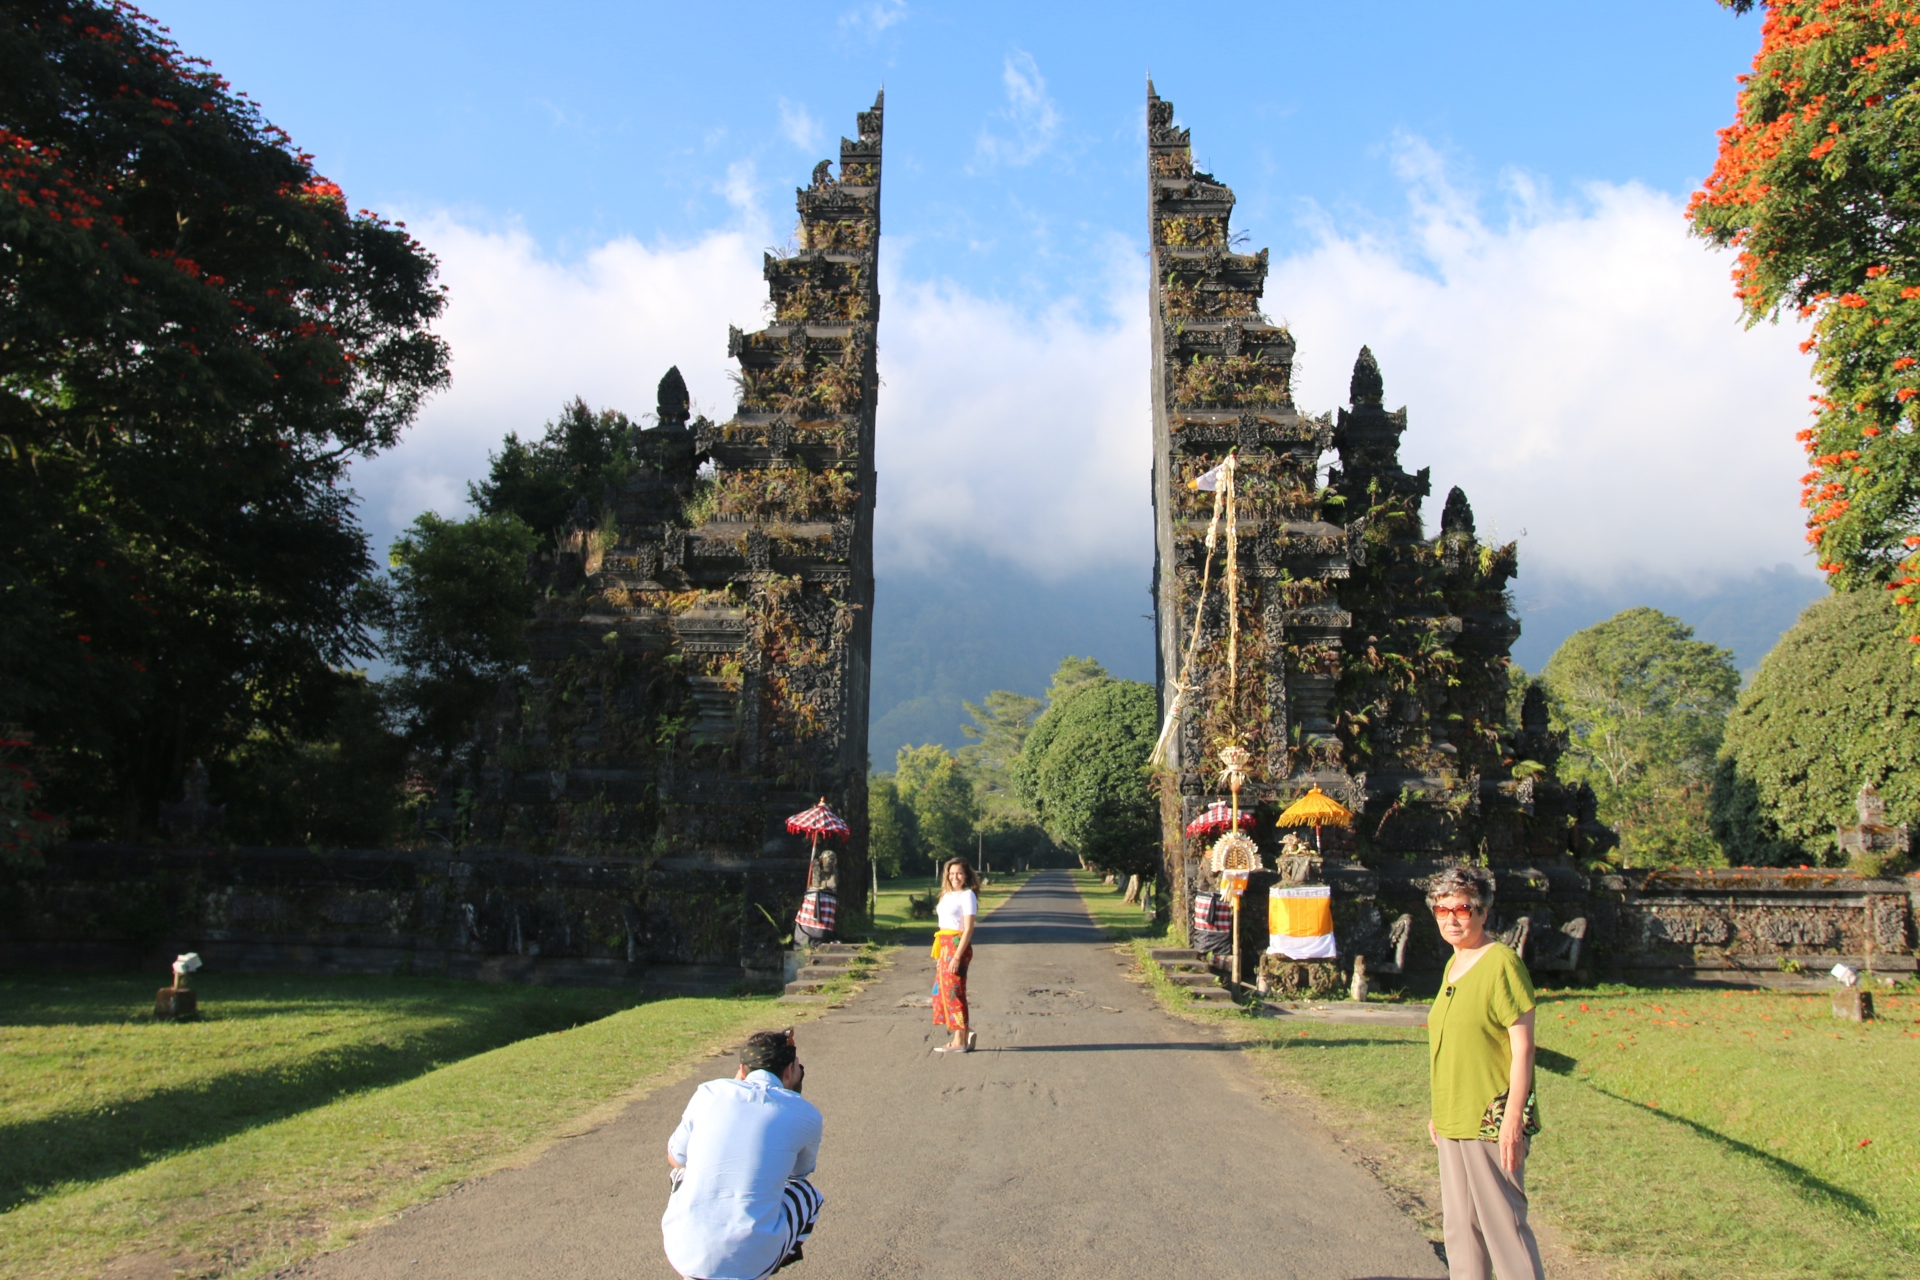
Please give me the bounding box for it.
[838,0,907,38]
[778,99,821,153]
[354,147,1816,600]
[1267,145,1815,590]
[346,214,769,552]
[974,50,1061,168]
[873,245,1151,578]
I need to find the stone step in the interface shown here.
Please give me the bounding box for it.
[1163,971,1220,988]
[809,943,863,956]
[1187,986,1236,1003]
[800,953,854,968]
[1149,948,1202,963]
[1160,960,1211,973]
[791,966,846,984]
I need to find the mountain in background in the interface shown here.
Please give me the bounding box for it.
[868,557,1824,765]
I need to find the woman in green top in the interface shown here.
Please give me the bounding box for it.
[1426,866,1544,1280]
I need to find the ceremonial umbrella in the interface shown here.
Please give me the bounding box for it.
[1185,799,1256,840]
[786,799,850,889]
[1276,786,1353,853]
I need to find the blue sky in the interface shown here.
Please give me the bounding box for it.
[162,1,1757,301]
[150,1,1820,745]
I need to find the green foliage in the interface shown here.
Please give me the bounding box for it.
[1014,678,1160,878]
[1542,609,1738,867]
[0,727,63,868]
[894,743,978,867]
[1044,655,1112,709]
[1689,1,1920,613]
[1505,662,1533,728]
[1713,589,1920,864]
[866,775,913,877]
[958,689,1043,772]
[955,688,1069,866]
[469,398,638,538]
[0,1,450,834]
[381,511,539,764]
[212,673,409,847]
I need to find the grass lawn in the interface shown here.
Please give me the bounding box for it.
[1067,875,1920,1278]
[0,973,826,1279]
[1239,989,1920,1280]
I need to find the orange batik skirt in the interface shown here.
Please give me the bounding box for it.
[932,929,971,1031]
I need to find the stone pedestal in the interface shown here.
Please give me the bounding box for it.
[1832,989,1874,1022]
[154,986,198,1020]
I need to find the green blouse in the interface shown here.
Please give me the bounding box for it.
[1428,942,1536,1140]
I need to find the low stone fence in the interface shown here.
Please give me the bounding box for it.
[1209,861,1920,992]
[0,843,811,988]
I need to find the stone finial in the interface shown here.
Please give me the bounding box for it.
[1521,683,1549,732]
[656,366,690,431]
[1441,486,1476,537]
[811,160,833,188]
[1350,346,1384,406]
[1857,781,1887,827]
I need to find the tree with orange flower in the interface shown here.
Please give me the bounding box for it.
[1692,0,1920,644]
[1,1,449,831]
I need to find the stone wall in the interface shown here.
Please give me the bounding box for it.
[1,842,808,989]
[1234,860,1920,993]
[10,848,1915,993]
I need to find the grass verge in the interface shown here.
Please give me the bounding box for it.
[1068,869,1168,941]
[0,980,809,1280]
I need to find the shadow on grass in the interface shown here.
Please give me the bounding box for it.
[1580,1080,1882,1224]
[0,974,650,1211]
[1259,1034,1427,1050]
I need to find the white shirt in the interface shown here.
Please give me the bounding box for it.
[662,1070,823,1280]
[936,888,978,932]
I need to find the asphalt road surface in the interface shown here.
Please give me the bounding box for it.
[295,871,1447,1280]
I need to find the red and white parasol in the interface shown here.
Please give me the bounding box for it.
[1185,799,1255,840]
[787,799,849,896]
[786,799,850,843]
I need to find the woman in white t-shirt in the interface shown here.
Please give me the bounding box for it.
[931,858,979,1053]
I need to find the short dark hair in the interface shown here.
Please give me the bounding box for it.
[739,1028,797,1074]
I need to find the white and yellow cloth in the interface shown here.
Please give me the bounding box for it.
[1266,885,1337,959]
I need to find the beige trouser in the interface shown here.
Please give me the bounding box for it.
[1435,1136,1545,1280]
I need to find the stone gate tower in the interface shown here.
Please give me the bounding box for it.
[469,93,884,980]
[1147,84,1611,959]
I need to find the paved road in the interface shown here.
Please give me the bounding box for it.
[297,871,1447,1280]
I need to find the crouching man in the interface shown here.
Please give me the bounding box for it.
[662,1029,824,1280]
